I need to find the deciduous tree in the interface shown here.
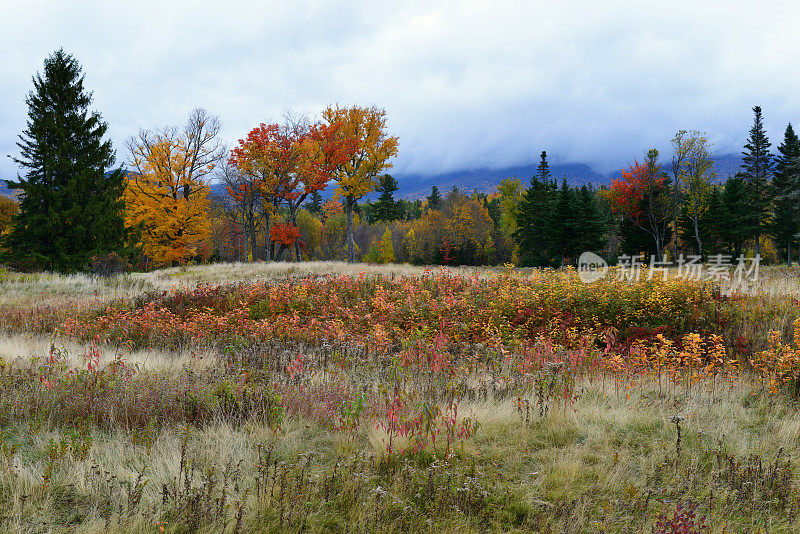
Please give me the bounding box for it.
[229,122,299,260]
[322,105,399,263]
[0,197,18,238]
[672,130,715,256]
[607,149,672,262]
[125,108,224,266]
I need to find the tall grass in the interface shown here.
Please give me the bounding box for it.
[0,262,800,531]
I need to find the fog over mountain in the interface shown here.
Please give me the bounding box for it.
[1,1,799,186]
[391,155,745,198]
[0,154,746,201]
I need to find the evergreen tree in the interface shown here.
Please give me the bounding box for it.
[575,185,605,254]
[722,174,750,258]
[704,185,728,255]
[514,150,558,266]
[358,201,375,224]
[1,49,126,272]
[413,199,423,219]
[426,185,442,210]
[484,196,502,229]
[395,198,421,220]
[619,216,660,259]
[514,177,557,266]
[373,174,400,221]
[678,199,714,256]
[770,123,800,264]
[738,105,773,258]
[549,179,580,264]
[303,190,323,214]
[537,150,551,181]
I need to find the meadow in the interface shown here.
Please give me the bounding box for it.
[1,262,800,532]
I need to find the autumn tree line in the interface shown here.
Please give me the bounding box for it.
[2,50,800,273]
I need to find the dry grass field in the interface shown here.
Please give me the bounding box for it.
[1,262,800,532]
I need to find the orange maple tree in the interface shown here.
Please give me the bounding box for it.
[229,117,358,261]
[125,108,224,266]
[229,123,304,260]
[606,149,672,261]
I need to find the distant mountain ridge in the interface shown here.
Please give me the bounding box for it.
[392,154,744,198]
[0,180,14,198]
[4,154,746,201]
[394,162,605,199]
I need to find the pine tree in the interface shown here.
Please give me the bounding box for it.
[770,124,800,264]
[1,49,125,272]
[537,150,551,181]
[514,182,557,266]
[303,190,323,214]
[426,185,442,211]
[514,150,557,266]
[575,185,605,254]
[549,179,580,264]
[738,105,773,258]
[722,174,750,258]
[704,185,727,255]
[373,174,400,221]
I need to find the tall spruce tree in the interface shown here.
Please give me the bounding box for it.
[426,185,442,211]
[770,123,800,264]
[704,185,727,255]
[722,174,750,258]
[549,179,580,264]
[537,150,551,181]
[303,190,323,214]
[738,105,773,258]
[1,49,125,272]
[575,184,605,254]
[373,174,400,221]
[514,150,557,266]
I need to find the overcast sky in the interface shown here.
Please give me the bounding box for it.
[2,0,800,180]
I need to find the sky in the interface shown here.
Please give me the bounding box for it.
[2,0,800,181]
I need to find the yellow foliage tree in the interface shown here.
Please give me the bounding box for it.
[364,228,395,264]
[405,191,494,265]
[125,108,224,266]
[0,196,18,237]
[322,105,399,263]
[296,208,323,259]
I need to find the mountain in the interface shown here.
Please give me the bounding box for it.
[0,180,15,198]
[710,154,743,178]
[394,162,607,198]
[392,154,744,199]
[208,154,746,202]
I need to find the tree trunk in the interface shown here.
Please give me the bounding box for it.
[264,212,271,261]
[673,186,679,261]
[693,217,702,258]
[248,213,257,262]
[656,240,662,263]
[346,195,355,263]
[291,209,301,262]
[755,231,760,259]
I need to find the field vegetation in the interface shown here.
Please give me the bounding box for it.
[1,262,800,532]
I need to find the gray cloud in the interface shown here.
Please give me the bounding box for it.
[2,0,800,180]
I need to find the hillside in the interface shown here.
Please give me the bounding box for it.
[159,154,747,203]
[394,153,743,199]
[0,180,14,198]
